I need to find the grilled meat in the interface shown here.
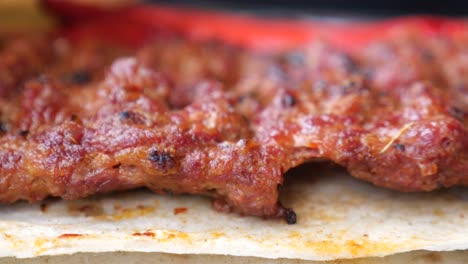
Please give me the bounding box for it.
[0,33,466,223]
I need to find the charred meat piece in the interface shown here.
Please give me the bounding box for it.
[0,34,466,223]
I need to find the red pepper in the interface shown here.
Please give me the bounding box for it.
[43,0,467,52]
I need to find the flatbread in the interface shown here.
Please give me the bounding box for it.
[0,167,467,261]
[2,250,468,264]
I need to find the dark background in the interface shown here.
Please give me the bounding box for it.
[148,0,468,17]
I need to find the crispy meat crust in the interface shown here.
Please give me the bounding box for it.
[0,33,466,222]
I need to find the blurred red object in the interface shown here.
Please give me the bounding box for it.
[42,0,136,23]
[42,0,468,52]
